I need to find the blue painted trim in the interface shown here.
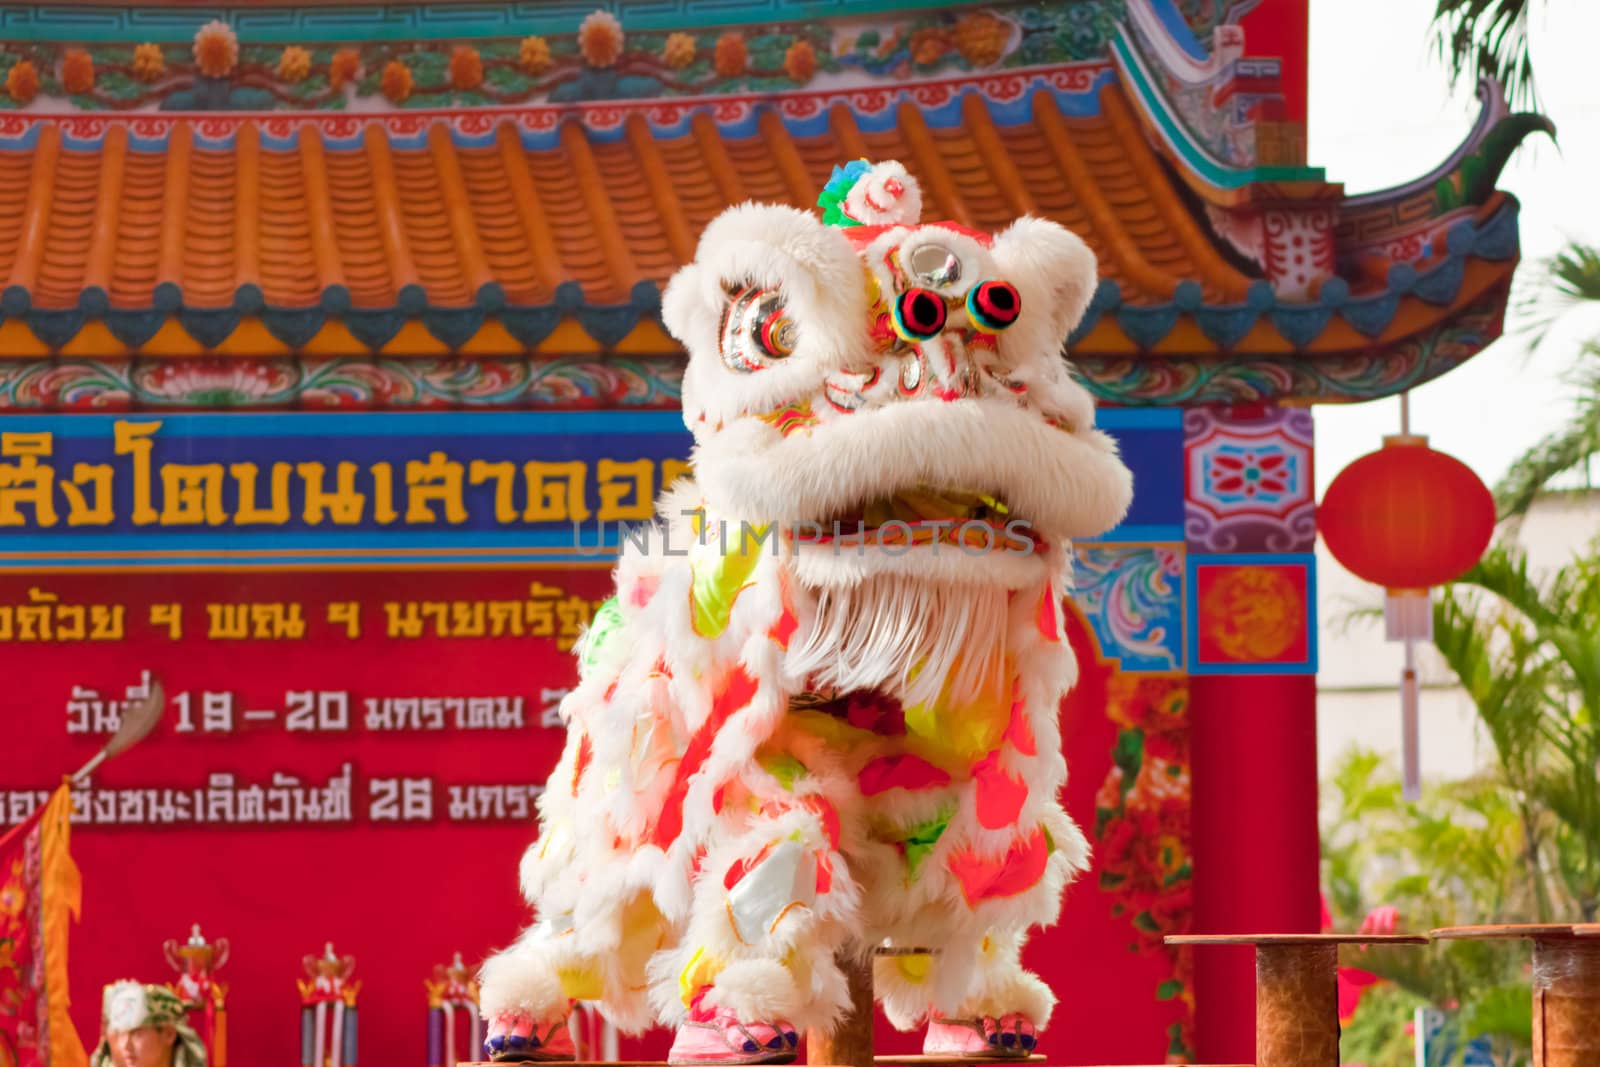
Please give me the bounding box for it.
[2,411,688,438]
[0,0,977,43]
[0,528,627,551]
[1098,407,1183,430]
[1184,551,1319,675]
[1141,0,1211,62]
[0,67,1116,156]
[0,551,620,568]
[1088,524,1185,543]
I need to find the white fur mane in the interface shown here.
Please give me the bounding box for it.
[783,575,1011,711]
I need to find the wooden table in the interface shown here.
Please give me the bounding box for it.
[1433,924,1600,1067]
[1167,933,1429,1067]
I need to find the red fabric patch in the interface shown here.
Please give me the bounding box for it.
[724,841,775,891]
[1036,585,1060,642]
[572,733,594,793]
[798,795,842,851]
[1003,696,1037,757]
[858,754,951,796]
[973,751,1029,829]
[628,575,659,607]
[948,829,1050,904]
[771,576,799,650]
[648,667,760,849]
[815,851,833,895]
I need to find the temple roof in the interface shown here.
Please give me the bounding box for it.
[0,68,1521,365]
[0,72,1251,350]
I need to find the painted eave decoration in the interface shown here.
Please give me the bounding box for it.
[0,0,1547,410]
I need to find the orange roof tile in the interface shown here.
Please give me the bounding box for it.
[0,76,1519,361]
[0,88,1247,317]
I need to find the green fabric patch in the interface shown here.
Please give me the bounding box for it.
[689,525,769,638]
[896,804,956,880]
[760,753,808,792]
[580,596,624,672]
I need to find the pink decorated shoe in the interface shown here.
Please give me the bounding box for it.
[668,1004,799,1064]
[483,1011,576,1062]
[922,1012,1037,1059]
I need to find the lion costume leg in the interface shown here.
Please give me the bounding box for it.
[872,929,1052,1058]
[651,764,862,1064]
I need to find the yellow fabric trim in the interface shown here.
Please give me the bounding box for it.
[556,965,604,1002]
[894,955,931,983]
[678,946,723,1009]
[41,782,88,1067]
[902,657,1011,767]
[785,709,878,748]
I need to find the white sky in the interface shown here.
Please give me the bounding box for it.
[1307,0,1600,496]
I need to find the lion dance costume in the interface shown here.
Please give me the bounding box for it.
[480,161,1133,1064]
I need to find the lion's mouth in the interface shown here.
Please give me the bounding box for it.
[788,486,1046,552]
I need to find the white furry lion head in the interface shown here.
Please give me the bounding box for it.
[661,160,1133,590]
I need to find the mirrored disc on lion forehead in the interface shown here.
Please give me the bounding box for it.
[906,243,962,288]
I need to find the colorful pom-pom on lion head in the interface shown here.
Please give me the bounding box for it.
[818,159,924,228]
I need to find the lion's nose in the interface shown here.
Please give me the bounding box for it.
[918,333,981,401]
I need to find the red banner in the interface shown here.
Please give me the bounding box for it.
[1,567,612,1067]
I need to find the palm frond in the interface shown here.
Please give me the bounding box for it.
[1448,545,1558,629]
[1431,0,1538,108]
[1493,360,1600,516]
[1514,242,1600,353]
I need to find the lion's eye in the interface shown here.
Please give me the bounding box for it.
[721,287,798,372]
[756,305,797,359]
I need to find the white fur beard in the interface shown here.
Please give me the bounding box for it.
[782,576,1011,709]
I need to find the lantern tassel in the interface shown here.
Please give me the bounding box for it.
[1401,639,1421,801]
[1383,589,1433,642]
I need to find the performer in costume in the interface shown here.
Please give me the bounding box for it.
[93,982,206,1067]
[480,160,1132,1065]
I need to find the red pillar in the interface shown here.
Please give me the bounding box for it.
[1240,0,1310,123]
[1189,673,1321,1063]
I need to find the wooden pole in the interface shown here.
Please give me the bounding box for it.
[1171,933,1428,1067]
[1434,924,1600,1067]
[807,951,873,1067]
[1531,936,1600,1066]
[1253,943,1337,1067]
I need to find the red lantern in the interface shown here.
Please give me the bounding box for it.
[1318,433,1495,800]
[1319,434,1496,591]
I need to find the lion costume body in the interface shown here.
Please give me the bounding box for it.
[479,161,1133,1065]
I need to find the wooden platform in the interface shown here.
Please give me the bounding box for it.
[1166,932,1429,946]
[1431,922,1589,940]
[873,1056,1045,1064]
[456,1061,1249,1067]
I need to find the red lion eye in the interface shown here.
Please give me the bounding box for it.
[967,280,1021,333]
[891,287,947,342]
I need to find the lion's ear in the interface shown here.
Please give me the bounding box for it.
[662,203,867,370]
[989,216,1099,349]
[662,203,872,432]
[661,261,711,354]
